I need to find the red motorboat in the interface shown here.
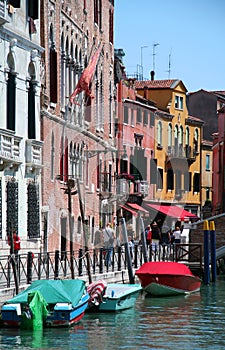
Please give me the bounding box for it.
[135,262,201,296]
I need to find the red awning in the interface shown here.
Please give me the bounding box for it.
[126,203,149,214]
[146,204,198,220]
[120,205,138,216]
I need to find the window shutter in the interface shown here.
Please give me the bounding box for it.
[150,158,157,184]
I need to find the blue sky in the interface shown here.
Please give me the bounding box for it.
[114,0,225,92]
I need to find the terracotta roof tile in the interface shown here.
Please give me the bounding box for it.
[134,79,179,89]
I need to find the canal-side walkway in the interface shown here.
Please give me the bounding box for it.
[0,243,203,304]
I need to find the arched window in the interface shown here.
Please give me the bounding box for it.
[7,52,16,131]
[28,62,36,139]
[60,33,65,105]
[185,127,190,146]
[65,38,69,106]
[168,123,172,148]
[157,120,162,146]
[50,23,57,104]
[179,125,183,145]
[194,128,199,153]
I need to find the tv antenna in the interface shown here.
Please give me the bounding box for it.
[152,43,159,72]
[167,48,172,78]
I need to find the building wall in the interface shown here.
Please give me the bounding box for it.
[136,80,202,216]
[0,0,43,253]
[187,90,219,141]
[212,108,225,215]
[40,0,115,253]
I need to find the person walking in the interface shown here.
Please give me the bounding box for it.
[145,224,152,246]
[103,223,115,267]
[94,227,104,265]
[161,225,171,260]
[173,226,181,243]
[151,221,161,256]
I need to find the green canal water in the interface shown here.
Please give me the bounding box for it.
[1,278,225,350]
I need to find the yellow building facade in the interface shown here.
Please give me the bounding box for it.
[135,79,203,217]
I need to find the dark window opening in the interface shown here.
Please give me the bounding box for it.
[167,168,174,190]
[27,183,40,238]
[157,168,163,190]
[50,48,58,103]
[7,72,16,131]
[28,80,36,139]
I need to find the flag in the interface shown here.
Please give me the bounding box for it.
[70,44,102,104]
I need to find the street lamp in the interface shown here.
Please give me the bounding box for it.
[56,175,77,279]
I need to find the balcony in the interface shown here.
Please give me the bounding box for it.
[167,145,185,159]
[185,145,196,164]
[0,128,22,170]
[0,1,10,25]
[25,139,43,174]
[166,145,197,165]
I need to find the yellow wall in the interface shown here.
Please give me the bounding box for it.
[139,81,202,212]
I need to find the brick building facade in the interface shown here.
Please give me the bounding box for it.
[40,0,116,253]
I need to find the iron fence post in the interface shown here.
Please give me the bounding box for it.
[27,251,33,284]
[78,248,83,276]
[99,248,103,273]
[55,250,59,279]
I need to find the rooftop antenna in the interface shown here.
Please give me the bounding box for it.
[153,43,159,73]
[140,45,148,80]
[167,48,172,78]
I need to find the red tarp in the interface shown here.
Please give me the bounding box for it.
[120,205,138,216]
[146,204,198,220]
[135,262,194,276]
[126,203,149,214]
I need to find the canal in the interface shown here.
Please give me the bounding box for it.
[0,278,225,349]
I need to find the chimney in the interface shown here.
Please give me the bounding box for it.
[150,70,155,81]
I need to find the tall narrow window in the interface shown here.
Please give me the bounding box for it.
[109,82,112,135]
[157,121,162,146]
[6,180,18,237]
[194,128,199,153]
[28,80,36,139]
[60,35,65,106]
[50,44,58,103]
[28,62,36,139]
[124,106,128,124]
[150,158,157,184]
[64,138,68,183]
[109,8,114,44]
[193,173,200,193]
[51,132,55,181]
[168,123,172,149]
[184,172,189,191]
[206,154,210,170]
[27,183,40,238]
[7,71,16,131]
[157,168,163,190]
[167,168,174,190]
[94,0,98,24]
